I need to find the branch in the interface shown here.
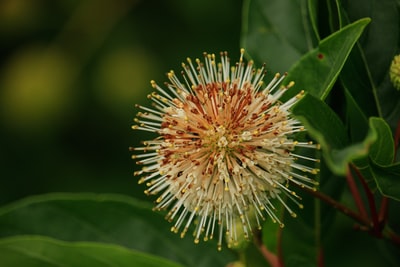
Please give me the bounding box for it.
[345,166,369,221]
[290,181,371,227]
[253,229,282,267]
[350,164,380,235]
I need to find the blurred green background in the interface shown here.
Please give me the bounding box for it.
[0,0,243,205]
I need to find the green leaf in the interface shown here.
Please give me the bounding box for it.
[261,212,281,254]
[342,0,400,132]
[343,0,399,85]
[281,209,316,267]
[292,93,347,147]
[340,45,379,119]
[0,235,184,267]
[344,88,369,143]
[369,117,395,166]
[371,163,400,202]
[241,0,317,78]
[376,76,400,133]
[292,94,377,175]
[0,193,236,267]
[307,0,320,41]
[326,0,341,32]
[281,18,371,101]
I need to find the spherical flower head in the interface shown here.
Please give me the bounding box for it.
[131,49,319,250]
[390,54,400,90]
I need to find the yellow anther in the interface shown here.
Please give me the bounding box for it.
[287,81,295,88]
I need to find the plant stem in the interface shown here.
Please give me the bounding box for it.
[314,192,324,267]
[317,247,324,267]
[253,230,281,267]
[394,119,400,159]
[345,166,369,220]
[293,180,400,246]
[290,181,370,227]
[277,222,284,267]
[350,164,380,235]
[382,225,400,246]
[378,196,388,223]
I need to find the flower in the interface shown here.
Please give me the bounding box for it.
[131,49,319,250]
[390,54,400,90]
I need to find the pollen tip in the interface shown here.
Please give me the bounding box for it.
[296,92,304,99]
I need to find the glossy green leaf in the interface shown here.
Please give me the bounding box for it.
[371,163,400,202]
[326,0,341,32]
[376,77,400,133]
[344,88,369,143]
[292,94,377,175]
[281,208,316,267]
[241,0,317,77]
[261,211,281,254]
[307,0,319,41]
[0,235,183,267]
[292,93,347,147]
[343,0,398,85]
[337,1,379,119]
[0,193,236,267]
[369,118,395,166]
[342,0,400,132]
[281,18,370,101]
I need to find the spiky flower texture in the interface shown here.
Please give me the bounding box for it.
[131,50,319,250]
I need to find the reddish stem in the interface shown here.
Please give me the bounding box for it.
[290,181,371,227]
[384,227,400,246]
[277,223,284,267]
[379,196,389,223]
[350,164,380,234]
[254,230,281,267]
[317,247,324,267]
[345,166,370,221]
[293,181,400,247]
[394,119,400,159]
